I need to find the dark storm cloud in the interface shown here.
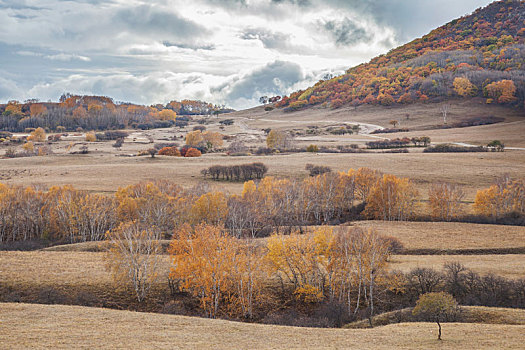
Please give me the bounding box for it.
[240,28,292,50]
[204,0,493,42]
[314,0,493,41]
[0,2,46,11]
[321,18,372,46]
[214,60,304,103]
[240,28,315,55]
[115,5,210,39]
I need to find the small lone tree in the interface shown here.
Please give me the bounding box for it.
[487,140,504,152]
[389,120,398,128]
[412,292,458,340]
[440,104,450,124]
[147,148,157,158]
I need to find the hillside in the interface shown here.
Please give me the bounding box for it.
[2,303,525,349]
[276,0,525,112]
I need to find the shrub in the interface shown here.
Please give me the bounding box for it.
[147,148,157,158]
[85,132,97,142]
[305,164,332,176]
[175,120,188,128]
[27,127,46,142]
[227,140,248,154]
[423,144,487,153]
[4,147,16,158]
[366,138,411,149]
[487,140,504,152]
[113,138,124,148]
[306,144,319,152]
[219,119,234,126]
[255,147,273,155]
[96,130,129,141]
[184,148,201,157]
[158,146,181,156]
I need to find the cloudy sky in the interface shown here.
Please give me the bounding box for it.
[0,0,492,109]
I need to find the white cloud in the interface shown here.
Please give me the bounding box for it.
[45,53,91,62]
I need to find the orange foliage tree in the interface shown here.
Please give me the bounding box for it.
[474,176,525,219]
[484,80,517,104]
[27,127,46,142]
[30,104,47,116]
[169,224,264,318]
[365,174,419,220]
[428,183,465,221]
[158,109,177,121]
[191,192,228,225]
[453,77,477,97]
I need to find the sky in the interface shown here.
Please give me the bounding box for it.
[0,0,493,110]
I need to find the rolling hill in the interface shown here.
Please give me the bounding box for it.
[276,0,525,112]
[2,303,525,349]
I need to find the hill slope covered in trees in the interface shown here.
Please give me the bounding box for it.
[0,95,233,132]
[276,0,525,112]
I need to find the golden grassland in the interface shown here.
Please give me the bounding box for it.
[390,254,525,279]
[355,221,525,250]
[1,303,525,349]
[345,306,525,328]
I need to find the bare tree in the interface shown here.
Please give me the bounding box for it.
[105,221,163,302]
[440,104,450,124]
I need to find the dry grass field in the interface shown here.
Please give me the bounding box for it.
[345,306,525,328]
[1,146,525,201]
[1,303,525,349]
[355,221,525,250]
[390,254,525,279]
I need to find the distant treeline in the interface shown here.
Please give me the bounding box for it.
[0,94,233,132]
[201,163,268,181]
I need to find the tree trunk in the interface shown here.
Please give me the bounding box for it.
[437,320,442,340]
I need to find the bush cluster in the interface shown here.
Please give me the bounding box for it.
[202,163,268,181]
[423,144,487,153]
[305,164,332,176]
[95,130,129,141]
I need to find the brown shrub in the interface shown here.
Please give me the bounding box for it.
[158,147,181,157]
[184,148,202,157]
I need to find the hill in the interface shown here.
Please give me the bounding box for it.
[2,303,525,349]
[276,0,525,112]
[0,95,233,133]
